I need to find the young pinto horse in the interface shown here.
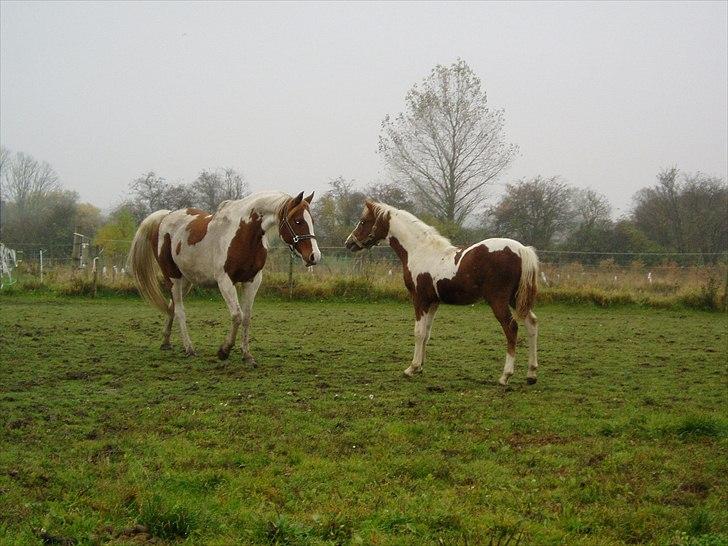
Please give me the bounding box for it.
[128,191,320,362]
[346,201,539,385]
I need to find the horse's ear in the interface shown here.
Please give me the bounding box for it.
[304,192,314,204]
[365,199,375,212]
[291,191,304,207]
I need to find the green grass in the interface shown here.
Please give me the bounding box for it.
[0,293,726,544]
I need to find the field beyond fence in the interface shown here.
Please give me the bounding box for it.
[2,246,726,311]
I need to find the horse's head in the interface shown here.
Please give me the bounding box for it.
[279,191,321,266]
[345,200,391,252]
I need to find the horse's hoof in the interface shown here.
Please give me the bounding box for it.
[498,376,510,386]
[244,355,258,368]
[526,377,537,385]
[403,366,421,378]
[160,342,172,351]
[217,347,230,361]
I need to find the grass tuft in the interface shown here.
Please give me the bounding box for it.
[135,494,198,540]
[673,416,726,439]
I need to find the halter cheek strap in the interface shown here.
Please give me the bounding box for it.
[350,213,383,249]
[280,215,316,253]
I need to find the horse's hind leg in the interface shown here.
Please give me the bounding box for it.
[161,299,174,350]
[172,278,195,356]
[525,311,538,384]
[491,302,518,386]
[216,275,243,361]
[239,271,263,367]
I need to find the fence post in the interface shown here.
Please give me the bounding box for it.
[288,251,294,300]
[39,249,44,283]
[92,257,99,297]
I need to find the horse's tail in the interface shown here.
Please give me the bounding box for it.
[127,210,170,315]
[514,245,539,320]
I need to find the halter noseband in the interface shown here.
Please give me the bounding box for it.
[280,214,316,254]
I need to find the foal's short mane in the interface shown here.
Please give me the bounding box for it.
[373,202,453,249]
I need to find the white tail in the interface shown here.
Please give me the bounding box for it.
[127,210,171,315]
[515,245,539,320]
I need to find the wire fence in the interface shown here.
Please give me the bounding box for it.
[2,241,726,298]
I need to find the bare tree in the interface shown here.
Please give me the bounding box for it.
[572,188,612,231]
[365,181,415,212]
[378,59,518,226]
[0,146,10,178]
[311,176,366,245]
[129,172,168,214]
[192,168,249,211]
[489,176,573,249]
[5,152,60,208]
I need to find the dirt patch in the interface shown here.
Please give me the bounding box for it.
[507,432,570,449]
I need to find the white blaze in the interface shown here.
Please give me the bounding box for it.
[304,210,321,264]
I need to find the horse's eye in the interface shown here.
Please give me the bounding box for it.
[360,220,365,226]
[295,219,302,225]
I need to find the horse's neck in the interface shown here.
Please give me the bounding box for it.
[223,192,288,232]
[387,213,454,264]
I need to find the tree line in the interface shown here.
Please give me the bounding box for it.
[0,59,725,264]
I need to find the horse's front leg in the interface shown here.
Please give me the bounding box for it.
[239,271,263,367]
[404,303,438,377]
[216,275,243,360]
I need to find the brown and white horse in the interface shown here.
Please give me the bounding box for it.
[128,191,320,363]
[346,201,539,385]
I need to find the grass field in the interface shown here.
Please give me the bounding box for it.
[0,294,726,545]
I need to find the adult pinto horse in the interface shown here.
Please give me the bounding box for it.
[346,201,539,386]
[128,191,320,363]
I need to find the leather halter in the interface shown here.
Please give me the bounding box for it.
[349,211,384,249]
[280,214,316,253]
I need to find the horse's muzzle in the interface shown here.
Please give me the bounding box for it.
[345,236,363,252]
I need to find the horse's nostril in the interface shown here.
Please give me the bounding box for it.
[309,253,316,263]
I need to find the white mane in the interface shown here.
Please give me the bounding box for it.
[216,191,291,220]
[374,202,453,250]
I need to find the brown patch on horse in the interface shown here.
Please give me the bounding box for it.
[175,241,181,255]
[414,272,438,320]
[390,237,437,320]
[158,233,182,279]
[224,212,267,283]
[436,244,521,306]
[186,209,213,245]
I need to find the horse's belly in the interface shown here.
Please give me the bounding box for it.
[436,278,482,305]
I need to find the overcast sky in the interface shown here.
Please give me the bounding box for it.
[1,1,726,216]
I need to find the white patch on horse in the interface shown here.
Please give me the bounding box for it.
[304,210,321,264]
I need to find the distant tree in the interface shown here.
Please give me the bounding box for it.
[74,203,103,238]
[562,189,614,257]
[633,168,727,259]
[4,152,60,208]
[94,207,137,263]
[0,145,11,239]
[163,183,198,211]
[129,172,168,217]
[311,177,366,246]
[378,59,518,226]
[192,168,249,212]
[0,151,78,256]
[489,176,573,249]
[365,182,415,212]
